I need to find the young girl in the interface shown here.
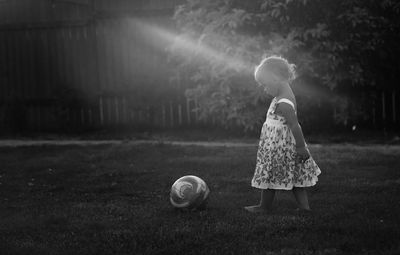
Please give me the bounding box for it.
[245,56,321,213]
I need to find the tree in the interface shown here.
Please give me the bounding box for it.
[168,0,400,132]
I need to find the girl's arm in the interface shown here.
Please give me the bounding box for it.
[275,103,310,159]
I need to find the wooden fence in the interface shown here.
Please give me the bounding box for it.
[98,96,200,128]
[0,15,207,131]
[0,96,201,131]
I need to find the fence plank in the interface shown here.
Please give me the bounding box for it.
[36,106,41,130]
[114,97,120,124]
[48,30,57,97]
[75,28,84,92]
[0,32,6,102]
[14,31,23,100]
[104,24,113,90]
[70,28,79,91]
[382,91,386,121]
[169,101,173,127]
[162,104,166,127]
[121,97,126,124]
[80,108,85,126]
[115,22,124,88]
[27,31,37,100]
[194,98,198,123]
[186,98,191,125]
[392,91,396,123]
[99,96,104,126]
[43,30,52,98]
[95,23,106,91]
[106,97,112,124]
[88,108,93,125]
[20,32,30,100]
[5,31,13,100]
[62,28,72,91]
[55,29,64,93]
[178,104,182,126]
[109,22,118,90]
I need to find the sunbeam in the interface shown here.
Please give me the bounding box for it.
[128,19,255,74]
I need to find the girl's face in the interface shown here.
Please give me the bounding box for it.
[256,71,280,96]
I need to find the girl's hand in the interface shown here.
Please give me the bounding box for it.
[296,146,310,164]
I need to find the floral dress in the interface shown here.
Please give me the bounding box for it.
[251,97,321,190]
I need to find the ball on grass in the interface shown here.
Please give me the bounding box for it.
[170,175,210,210]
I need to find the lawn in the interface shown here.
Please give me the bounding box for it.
[0,142,399,255]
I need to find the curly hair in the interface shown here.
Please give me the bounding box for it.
[254,55,296,83]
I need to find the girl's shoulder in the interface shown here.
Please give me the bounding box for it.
[275,96,296,111]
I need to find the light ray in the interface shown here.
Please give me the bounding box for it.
[129,19,254,74]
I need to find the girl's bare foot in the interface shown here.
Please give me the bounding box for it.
[244,205,270,213]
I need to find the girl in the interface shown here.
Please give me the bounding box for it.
[245,56,321,213]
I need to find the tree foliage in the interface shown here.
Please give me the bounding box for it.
[168,0,400,132]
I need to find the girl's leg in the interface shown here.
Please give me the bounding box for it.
[260,189,275,208]
[292,187,311,210]
[245,189,275,212]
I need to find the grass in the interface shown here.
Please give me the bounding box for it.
[0,143,399,255]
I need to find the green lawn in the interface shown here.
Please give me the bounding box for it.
[0,143,399,255]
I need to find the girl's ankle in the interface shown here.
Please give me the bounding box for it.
[259,204,273,210]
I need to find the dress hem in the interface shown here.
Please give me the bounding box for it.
[251,180,318,190]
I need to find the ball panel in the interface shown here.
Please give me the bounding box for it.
[169,196,190,208]
[173,180,193,199]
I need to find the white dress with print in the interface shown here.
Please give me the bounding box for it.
[251,98,321,190]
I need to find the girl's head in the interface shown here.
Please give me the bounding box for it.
[254,56,296,96]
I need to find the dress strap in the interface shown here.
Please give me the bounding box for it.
[276,98,296,112]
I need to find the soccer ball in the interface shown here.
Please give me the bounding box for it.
[170,175,210,210]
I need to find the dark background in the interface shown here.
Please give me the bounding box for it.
[0,0,398,139]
